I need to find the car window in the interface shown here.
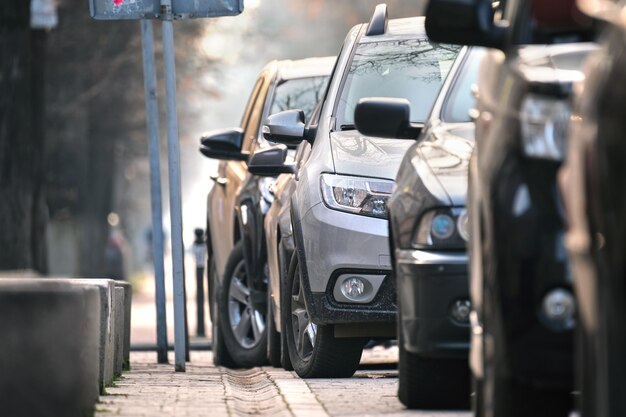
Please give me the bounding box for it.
[335,39,460,129]
[257,76,330,150]
[240,77,264,129]
[242,77,271,153]
[441,49,484,123]
[270,76,329,122]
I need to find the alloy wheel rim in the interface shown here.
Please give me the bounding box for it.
[291,267,316,361]
[227,260,265,349]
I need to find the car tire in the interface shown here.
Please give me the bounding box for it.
[266,281,282,367]
[285,251,365,378]
[209,257,235,367]
[218,241,267,368]
[397,312,470,409]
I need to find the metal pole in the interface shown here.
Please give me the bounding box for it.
[195,264,205,336]
[140,19,168,364]
[161,1,187,372]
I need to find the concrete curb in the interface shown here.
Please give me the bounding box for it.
[52,278,116,392]
[0,280,100,417]
[113,286,125,377]
[0,277,119,393]
[114,281,132,371]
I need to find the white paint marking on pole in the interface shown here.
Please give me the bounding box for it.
[161,0,187,372]
[140,19,168,364]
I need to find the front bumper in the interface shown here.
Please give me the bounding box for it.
[396,249,470,358]
[295,203,396,326]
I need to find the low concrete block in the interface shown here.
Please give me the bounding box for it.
[63,279,116,392]
[114,281,132,370]
[0,277,116,392]
[113,286,125,377]
[0,280,100,417]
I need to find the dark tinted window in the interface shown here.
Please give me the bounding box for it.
[335,39,460,128]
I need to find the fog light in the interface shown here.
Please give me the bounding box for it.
[450,299,471,323]
[341,277,365,300]
[541,288,576,331]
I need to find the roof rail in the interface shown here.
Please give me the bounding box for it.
[366,4,388,36]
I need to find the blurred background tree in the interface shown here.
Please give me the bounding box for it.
[0,1,47,272]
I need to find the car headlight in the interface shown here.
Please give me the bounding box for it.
[413,207,468,249]
[520,94,571,161]
[320,174,394,219]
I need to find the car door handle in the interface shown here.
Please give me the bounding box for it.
[210,174,228,186]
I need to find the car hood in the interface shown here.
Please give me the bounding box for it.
[329,130,414,180]
[413,122,474,206]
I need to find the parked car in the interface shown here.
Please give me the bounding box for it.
[199,57,334,367]
[424,0,596,415]
[561,1,624,416]
[258,5,461,378]
[354,46,484,409]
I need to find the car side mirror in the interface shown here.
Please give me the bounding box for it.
[262,110,306,145]
[248,145,296,177]
[354,98,421,139]
[425,0,507,50]
[199,128,249,161]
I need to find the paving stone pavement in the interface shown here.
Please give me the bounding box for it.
[96,351,471,417]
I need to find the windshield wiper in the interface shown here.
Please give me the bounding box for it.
[339,124,356,131]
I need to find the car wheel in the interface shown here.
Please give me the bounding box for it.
[266,263,282,367]
[397,310,470,409]
[209,257,235,367]
[219,241,267,368]
[285,251,365,378]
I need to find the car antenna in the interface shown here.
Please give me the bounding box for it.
[366,4,388,36]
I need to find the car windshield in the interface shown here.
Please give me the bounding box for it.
[335,39,460,129]
[270,76,329,121]
[442,49,484,123]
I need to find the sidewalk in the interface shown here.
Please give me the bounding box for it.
[106,268,469,417]
[96,351,326,417]
[95,349,470,417]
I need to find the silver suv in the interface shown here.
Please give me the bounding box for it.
[261,6,460,377]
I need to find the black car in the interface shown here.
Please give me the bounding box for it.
[562,1,626,416]
[424,0,595,415]
[355,46,484,409]
[199,57,333,367]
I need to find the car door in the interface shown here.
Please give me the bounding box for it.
[210,73,271,277]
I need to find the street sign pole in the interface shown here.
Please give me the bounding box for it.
[161,0,187,372]
[140,19,168,365]
[89,0,243,372]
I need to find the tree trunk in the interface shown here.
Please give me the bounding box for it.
[0,1,47,272]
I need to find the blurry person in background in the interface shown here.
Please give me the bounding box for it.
[106,229,126,280]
